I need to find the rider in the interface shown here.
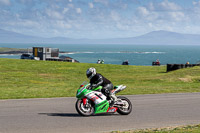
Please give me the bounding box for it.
[97,59,101,64]
[86,67,117,106]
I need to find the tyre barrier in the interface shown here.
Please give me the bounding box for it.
[167,64,200,72]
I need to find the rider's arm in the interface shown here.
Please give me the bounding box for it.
[92,74,103,88]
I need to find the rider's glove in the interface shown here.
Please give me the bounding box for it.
[88,84,97,90]
[88,85,92,90]
[92,84,97,88]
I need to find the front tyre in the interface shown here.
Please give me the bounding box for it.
[117,96,132,115]
[75,99,94,116]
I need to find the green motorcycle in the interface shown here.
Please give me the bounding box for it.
[75,82,132,116]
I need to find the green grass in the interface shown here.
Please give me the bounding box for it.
[111,124,200,133]
[0,58,200,99]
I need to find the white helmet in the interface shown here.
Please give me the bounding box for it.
[86,67,96,79]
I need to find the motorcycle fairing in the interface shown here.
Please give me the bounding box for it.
[85,91,109,114]
[94,100,109,114]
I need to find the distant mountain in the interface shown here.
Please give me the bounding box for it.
[0,29,200,45]
[0,29,45,43]
[127,30,200,45]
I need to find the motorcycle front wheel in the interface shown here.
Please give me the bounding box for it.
[75,99,94,116]
[117,96,132,115]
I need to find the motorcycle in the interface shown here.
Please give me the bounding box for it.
[75,82,132,116]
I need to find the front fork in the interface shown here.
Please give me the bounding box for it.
[82,97,92,108]
[82,97,87,105]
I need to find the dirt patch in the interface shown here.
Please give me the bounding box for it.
[39,73,64,79]
[179,77,192,82]
[39,74,51,76]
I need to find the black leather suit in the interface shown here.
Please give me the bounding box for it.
[89,73,113,97]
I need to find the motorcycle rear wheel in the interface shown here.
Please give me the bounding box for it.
[116,96,132,115]
[75,99,94,116]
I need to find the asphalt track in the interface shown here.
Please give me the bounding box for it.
[0,93,200,133]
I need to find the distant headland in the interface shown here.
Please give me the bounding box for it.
[0,47,71,55]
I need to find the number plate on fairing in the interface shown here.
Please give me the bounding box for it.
[86,91,107,105]
[107,107,118,112]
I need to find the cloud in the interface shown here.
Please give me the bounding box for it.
[68,3,74,8]
[1,0,200,39]
[193,1,200,6]
[63,8,69,14]
[89,2,94,9]
[127,0,192,36]
[46,9,64,19]
[110,11,120,21]
[144,0,182,12]
[55,20,72,29]
[94,0,109,6]
[7,19,40,28]
[76,8,82,14]
[157,0,182,11]
[0,0,10,5]
[136,0,185,22]
[168,12,185,21]
[116,22,131,31]
[137,7,149,16]
[193,0,200,14]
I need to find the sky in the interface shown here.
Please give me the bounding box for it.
[1,0,200,39]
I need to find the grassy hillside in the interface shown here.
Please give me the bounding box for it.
[0,58,200,99]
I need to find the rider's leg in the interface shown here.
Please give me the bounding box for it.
[102,84,117,107]
[109,93,117,107]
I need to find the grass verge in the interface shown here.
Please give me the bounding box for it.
[110,124,200,133]
[0,58,200,99]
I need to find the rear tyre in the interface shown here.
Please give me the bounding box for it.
[117,96,132,115]
[75,99,94,116]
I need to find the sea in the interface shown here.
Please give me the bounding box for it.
[0,43,200,66]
